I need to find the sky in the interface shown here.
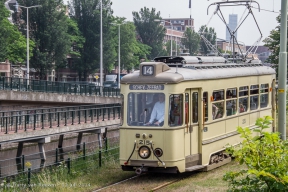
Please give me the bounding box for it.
[64,0,281,46]
[110,0,281,46]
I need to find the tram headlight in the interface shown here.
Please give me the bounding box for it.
[154,148,163,157]
[138,146,151,159]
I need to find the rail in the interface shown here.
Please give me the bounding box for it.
[0,77,120,96]
[0,104,121,134]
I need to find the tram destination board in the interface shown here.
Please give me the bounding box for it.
[129,84,164,90]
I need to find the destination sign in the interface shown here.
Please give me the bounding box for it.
[129,84,164,90]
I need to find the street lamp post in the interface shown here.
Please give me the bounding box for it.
[117,24,120,89]
[17,4,41,81]
[111,23,123,89]
[154,19,173,56]
[100,0,103,88]
[169,22,173,56]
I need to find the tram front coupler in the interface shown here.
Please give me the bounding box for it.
[135,165,147,175]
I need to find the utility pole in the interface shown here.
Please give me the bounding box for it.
[278,0,288,140]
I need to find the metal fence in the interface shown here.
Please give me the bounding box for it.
[0,104,121,134]
[0,77,120,96]
[0,134,120,187]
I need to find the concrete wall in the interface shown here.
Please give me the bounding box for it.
[0,90,121,107]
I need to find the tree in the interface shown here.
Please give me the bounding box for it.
[112,18,151,71]
[14,0,73,79]
[132,7,166,59]
[66,18,85,59]
[263,14,281,74]
[223,116,288,191]
[0,0,33,63]
[199,25,216,55]
[181,28,200,56]
[69,0,116,79]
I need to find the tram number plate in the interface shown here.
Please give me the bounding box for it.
[139,140,151,145]
[242,119,246,124]
[142,65,154,76]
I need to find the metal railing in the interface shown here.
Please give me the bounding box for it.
[0,134,119,180]
[0,104,121,134]
[0,77,120,96]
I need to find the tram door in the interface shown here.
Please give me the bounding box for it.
[184,89,200,157]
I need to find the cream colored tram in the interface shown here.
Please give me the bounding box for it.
[120,56,276,174]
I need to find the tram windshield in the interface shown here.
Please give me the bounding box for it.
[127,93,165,126]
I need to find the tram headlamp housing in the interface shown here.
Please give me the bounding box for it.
[154,148,163,157]
[138,146,151,159]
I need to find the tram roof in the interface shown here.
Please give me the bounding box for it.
[121,61,275,84]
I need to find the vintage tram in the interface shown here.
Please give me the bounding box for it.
[119,56,276,174]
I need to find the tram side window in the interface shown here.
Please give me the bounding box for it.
[260,84,269,108]
[192,92,198,123]
[169,94,183,127]
[212,90,224,120]
[226,88,237,116]
[203,92,208,122]
[250,85,259,110]
[239,86,248,113]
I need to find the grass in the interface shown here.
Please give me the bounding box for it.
[1,147,135,192]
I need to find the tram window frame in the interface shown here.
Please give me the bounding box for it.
[260,83,269,108]
[169,94,183,127]
[239,86,248,97]
[250,85,259,111]
[226,88,237,116]
[212,90,224,120]
[185,93,189,124]
[226,88,237,99]
[239,86,249,113]
[192,92,198,123]
[203,92,208,122]
[121,94,124,125]
[127,92,165,127]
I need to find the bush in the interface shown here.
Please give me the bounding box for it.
[223,116,288,191]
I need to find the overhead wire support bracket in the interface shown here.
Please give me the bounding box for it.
[206,0,262,62]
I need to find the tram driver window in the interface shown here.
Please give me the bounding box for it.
[169,94,183,127]
[212,90,224,120]
[127,92,165,127]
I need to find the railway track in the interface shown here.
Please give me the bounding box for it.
[93,171,196,192]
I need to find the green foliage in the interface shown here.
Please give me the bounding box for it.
[15,0,73,79]
[0,1,33,63]
[223,116,288,191]
[181,28,200,56]
[67,18,85,58]
[263,14,280,63]
[263,14,281,76]
[69,0,117,79]
[112,18,151,72]
[132,7,166,59]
